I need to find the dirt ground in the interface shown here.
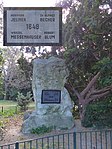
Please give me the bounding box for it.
[0,115,91,146]
[0,115,44,145]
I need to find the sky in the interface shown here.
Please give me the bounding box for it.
[3,0,58,7]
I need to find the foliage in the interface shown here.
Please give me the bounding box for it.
[20,46,37,56]
[82,96,112,128]
[2,47,33,100]
[61,0,112,90]
[56,0,112,87]
[92,57,112,87]
[56,0,112,126]
[2,47,22,100]
[17,53,33,82]
[31,125,54,135]
[0,49,5,99]
[16,91,32,111]
[0,75,4,99]
[5,87,19,101]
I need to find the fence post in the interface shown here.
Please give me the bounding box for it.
[73,128,76,149]
[15,106,18,114]
[15,142,19,149]
[110,130,112,149]
[2,106,3,113]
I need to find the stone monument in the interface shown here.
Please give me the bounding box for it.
[22,56,74,133]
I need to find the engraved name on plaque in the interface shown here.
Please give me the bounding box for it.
[41,90,61,104]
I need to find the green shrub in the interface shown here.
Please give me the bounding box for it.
[31,125,54,135]
[82,96,112,128]
[16,91,32,111]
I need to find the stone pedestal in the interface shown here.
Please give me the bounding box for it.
[22,57,74,133]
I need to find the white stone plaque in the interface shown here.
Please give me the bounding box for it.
[3,7,62,46]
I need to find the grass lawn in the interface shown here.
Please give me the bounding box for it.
[0,100,35,129]
[0,100,17,106]
[0,100,35,112]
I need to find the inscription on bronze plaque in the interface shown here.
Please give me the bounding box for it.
[41,90,61,104]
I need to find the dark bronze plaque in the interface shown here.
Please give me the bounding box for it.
[41,90,61,104]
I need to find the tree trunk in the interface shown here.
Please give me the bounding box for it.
[68,72,112,124]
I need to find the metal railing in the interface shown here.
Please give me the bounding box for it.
[0,129,112,149]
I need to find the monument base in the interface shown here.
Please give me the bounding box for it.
[22,111,74,133]
[22,57,75,134]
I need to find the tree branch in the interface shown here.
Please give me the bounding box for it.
[66,82,82,102]
[81,72,100,97]
[91,85,112,95]
[85,90,110,105]
[72,88,82,101]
